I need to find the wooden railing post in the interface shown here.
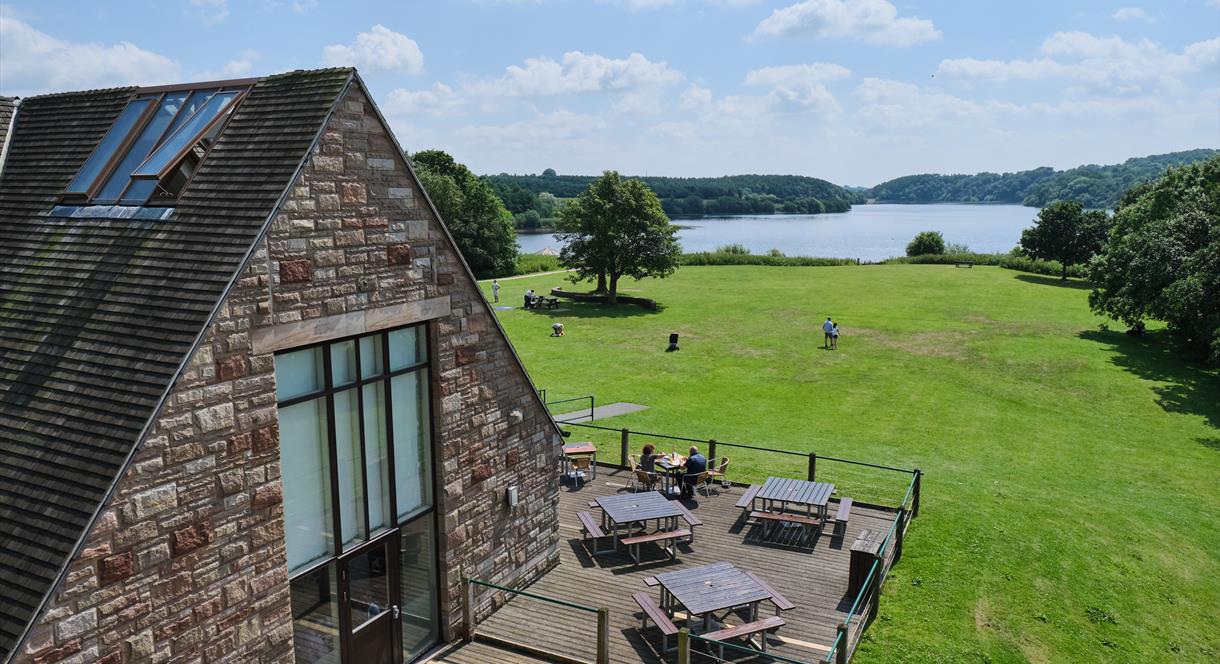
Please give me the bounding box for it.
[620,428,630,470]
[808,452,817,481]
[892,508,905,564]
[836,623,848,664]
[676,628,690,664]
[868,553,882,624]
[912,469,922,517]
[596,607,609,664]
[708,439,717,467]
[463,578,475,642]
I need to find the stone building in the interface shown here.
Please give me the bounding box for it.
[0,68,562,664]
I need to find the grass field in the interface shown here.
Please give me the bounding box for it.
[481,265,1219,664]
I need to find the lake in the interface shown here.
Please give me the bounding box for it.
[516,203,1039,262]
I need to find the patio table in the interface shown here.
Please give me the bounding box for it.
[655,454,687,497]
[562,441,597,480]
[595,491,683,549]
[755,477,835,520]
[654,562,776,633]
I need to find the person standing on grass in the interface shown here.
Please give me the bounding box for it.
[492,279,500,303]
[831,322,840,350]
[822,317,834,349]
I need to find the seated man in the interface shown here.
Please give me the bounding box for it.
[680,445,707,499]
[523,289,535,309]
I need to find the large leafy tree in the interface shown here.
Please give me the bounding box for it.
[410,149,518,278]
[1019,200,1111,279]
[905,231,945,256]
[556,171,681,304]
[1089,156,1220,363]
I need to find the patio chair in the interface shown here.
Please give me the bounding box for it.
[567,456,592,487]
[707,458,730,488]
[632,469,659,493]
[694,471,713,498]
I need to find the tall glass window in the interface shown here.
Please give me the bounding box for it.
[278,323,437,662]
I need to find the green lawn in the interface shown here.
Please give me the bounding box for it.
[482,265,1219,664]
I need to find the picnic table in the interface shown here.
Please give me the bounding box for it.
[594,492,687,561]
[755,477,835,520]
[562,441,597,480]
[652,562,790,646]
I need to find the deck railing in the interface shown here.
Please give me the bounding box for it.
[559,419,923,663]
[464,577,610,664]
[680,629,814,663]
[824,470,919,663]
[547,394,596,422]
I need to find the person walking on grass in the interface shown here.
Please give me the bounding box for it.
[831,322,840,350]
[492,279,500,303]
[822,317,834,349]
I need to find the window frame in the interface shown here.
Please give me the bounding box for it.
[60,77,256,207]
[277,323,433,575]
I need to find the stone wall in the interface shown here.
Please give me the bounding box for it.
[17,80,562,663]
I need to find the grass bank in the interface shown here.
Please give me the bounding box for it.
[482,264,1219,663]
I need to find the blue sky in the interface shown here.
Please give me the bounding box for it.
[1,1,1217,184]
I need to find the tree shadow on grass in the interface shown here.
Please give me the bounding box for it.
[520,299,665,319]
[1078,329,1220,431]
[1013,273,1094,290]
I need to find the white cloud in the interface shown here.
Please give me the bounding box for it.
[386,83,461,116]
[458,109,607,150]
[596,0,762,9]
[852,78,986,127]
[745,63,851,86]
[752,0,941,47]
[0,13,180,95]
[679,84,713,109]
[937,33,1220,92]
[322,25,424,75]
[1111,7,1154,23]
[188,0,229,25]
[472,51,682,97]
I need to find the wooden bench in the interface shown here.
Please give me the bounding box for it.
[577,511,613,555]
[642,576,660,587]
[954,261,974,268]
[749,511,824,546]
[672,502,702,543]
[702,615,786,655]
[621,529,690,563]
[632,592,679,652]
[832,497,853,536]
[735,484,762,517]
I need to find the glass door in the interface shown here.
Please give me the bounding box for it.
[342,534,398,664]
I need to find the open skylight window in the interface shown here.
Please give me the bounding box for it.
[62,81,250,206]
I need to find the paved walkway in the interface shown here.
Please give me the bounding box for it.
[553,402,648,423]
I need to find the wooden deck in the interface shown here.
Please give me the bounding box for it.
[449,469,900,663]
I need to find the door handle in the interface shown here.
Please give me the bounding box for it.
[392,605,401,619]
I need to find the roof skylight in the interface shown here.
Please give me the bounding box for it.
[62,82,249,206]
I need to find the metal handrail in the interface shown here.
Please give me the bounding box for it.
[547,395,596,421]
[559,421,916,472]
[824,630,844,662]
[681,629,812,663]
[468,578,598,614]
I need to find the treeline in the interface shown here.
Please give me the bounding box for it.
[866,149,1218,209]
[487,172,859,218]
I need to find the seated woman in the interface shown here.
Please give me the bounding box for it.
[639,443,658,472]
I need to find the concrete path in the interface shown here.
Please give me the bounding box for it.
[552,402,648,423]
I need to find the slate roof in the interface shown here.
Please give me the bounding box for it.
[0,68,354,660]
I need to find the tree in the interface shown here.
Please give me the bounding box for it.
[1089,156,1220,363]
[410,149,518,278]
[542,168,557,177]
[906,231,946,256]
[555,171,682,304]
[1019,200,1110,279]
